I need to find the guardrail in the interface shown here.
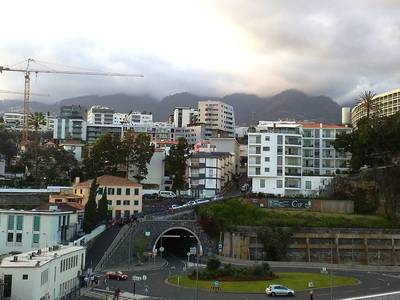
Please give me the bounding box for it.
[74,224,106,247]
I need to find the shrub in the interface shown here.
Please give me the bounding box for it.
[207,258,221,271]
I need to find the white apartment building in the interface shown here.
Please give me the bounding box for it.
[248,121,351,197]
[0,208,82,255]
[172,107,198,127]
[53,118,87,141]
[197,100,235,138]
[87,105,114,125]
[0,245,85,300]
[188,152,235,198]
[175,125,206,145]
[3,112,25,128]
[113,112,153,125]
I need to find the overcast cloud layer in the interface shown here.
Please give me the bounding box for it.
[1,0,400,103]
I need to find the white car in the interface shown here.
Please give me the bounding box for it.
[159,191,177,199]
[266,285,295,297]
[169,204,181,210]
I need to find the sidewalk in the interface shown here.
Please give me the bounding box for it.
[216,255,400,273]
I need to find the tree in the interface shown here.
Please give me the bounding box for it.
[97,187,109,222]
[165,138,191,196]
[0,125,18,164]
[82,133,126,179]
[83,178,99,233]
[127,133,154,182]
[357,90,377,119]
[258,227,292,261]
[28,112,46,145]
[132,237,148,264]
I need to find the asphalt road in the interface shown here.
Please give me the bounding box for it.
[84,255,400,300]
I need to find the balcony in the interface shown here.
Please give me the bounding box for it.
[285,137,301,146]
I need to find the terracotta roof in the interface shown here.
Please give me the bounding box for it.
[300,122,350,129]
[155,140,178,145]
[35,202,84,212]
[75,175,142,188]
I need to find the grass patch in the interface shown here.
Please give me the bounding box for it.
[197,199,397,229]
[168,272,358,293]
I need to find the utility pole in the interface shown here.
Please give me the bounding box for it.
[195,245,199,300]
[330,231,333,300]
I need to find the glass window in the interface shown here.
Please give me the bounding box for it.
[22,274,28,280]
[263,146,270,151]
[123,200,130,206]
[117,188,121,195]
[7,232,13,242]
[33,216,40,231]
[126,188,131,195]
[97,187,103,195]
[265,167,270,172]
[306,181,312,190]
[134,188,139,196]
[32,233,40,244]
[116,200,121,206]
[16,233,22,243]
[276,180,283,188]
[255,167,260,175]
[134,200,139,206]
[265,136,270,141]
[260,179,265,188]
[107,200,112,205]
[16,216,23,230]
[265,157,270,162]
[7,215,14,230]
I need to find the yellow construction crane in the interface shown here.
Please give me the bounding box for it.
[0,58,143,146]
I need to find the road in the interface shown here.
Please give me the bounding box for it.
[82,255,400,300]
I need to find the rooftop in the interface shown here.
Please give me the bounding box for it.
[35,202,84,212]
[0,245,85,268]
[75,175,142,188]
[191,151,232,158]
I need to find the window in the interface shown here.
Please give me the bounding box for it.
[265,167,270,172]
[117,188,121,195]
[134,188,139,196]
[265,136,270,141]
[108,188,115,195]
[58,216,62,230]
[32,233,40,244]
[125,188,131,195]
[22,274,28,280]
[305,181,312,190]
[260,179,265,188]
[41,269,48,286]
[134,200,139,206]
[7,232,13,242]
[116,200,121,205]
[276,180,283,188]
[97,187,103,195]
[263,146,270,151]
[123,200,130,206]
[264,157,270,162]
[255,167,260,175]
[33,216,40,231]
[7,215,14,230]
[107,200,112,205]
[16,233,22,243]
[16,215,23,230]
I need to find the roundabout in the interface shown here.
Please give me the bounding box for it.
[167,272,359,293]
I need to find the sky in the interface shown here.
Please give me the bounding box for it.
[1,0,400,103]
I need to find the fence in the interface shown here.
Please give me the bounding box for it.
[73,225,106,247]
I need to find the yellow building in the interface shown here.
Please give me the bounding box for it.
[73,175,143,219]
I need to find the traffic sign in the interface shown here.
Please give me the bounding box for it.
[145,231,151,237]
[132,276,142,281]
[142,275,147,281]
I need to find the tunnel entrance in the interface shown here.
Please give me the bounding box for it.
[153,227,201,258]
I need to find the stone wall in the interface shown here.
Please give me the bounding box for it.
[222,227,400,266]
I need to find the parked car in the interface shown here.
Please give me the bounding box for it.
[169,204,181,210]
[159,191,177,199]
[106,271,128,281]
[266,285,295,297]
[211,194,224,201]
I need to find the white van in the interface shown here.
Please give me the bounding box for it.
[159,191,177,199]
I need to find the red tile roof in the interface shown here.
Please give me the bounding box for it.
[35,202,84,212]
[75,175,142,188]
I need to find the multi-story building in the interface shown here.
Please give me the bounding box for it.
[197,100,235,138]
[53,106,87,142]
[3,112,25,128]
[351,88,400,127]
[73,175,143,219]
[0,206,83,255]
[113,112,153,125]
[248,121,351,197]
[87,105,114,125]
[0,245,85,300]
[86,123,122,144]
[172,107,198,127]
[174,125,206,145]
[188,152,234,198]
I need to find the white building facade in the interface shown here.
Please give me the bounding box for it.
[0,209,81,255]
[172,107,198,128]
[87,105,114,125]
[197,100,235,138]
[113,112,153,125]
[0,245,85,300]
[248,121,351,197]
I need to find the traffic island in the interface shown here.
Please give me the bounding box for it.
[167,272,358,293]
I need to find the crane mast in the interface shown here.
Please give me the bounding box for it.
[0,58,143,146]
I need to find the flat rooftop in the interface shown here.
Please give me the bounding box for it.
[1,245,85,268]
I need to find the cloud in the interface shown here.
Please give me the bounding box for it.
[1,0,399,103]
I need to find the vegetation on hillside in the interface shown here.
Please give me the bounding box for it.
[197,199,398,230]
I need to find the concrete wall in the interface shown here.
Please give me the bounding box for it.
[311,199,354,214]
[222,227,400,266]
[0,193,49,208]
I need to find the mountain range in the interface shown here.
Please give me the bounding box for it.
[0,89,349,124]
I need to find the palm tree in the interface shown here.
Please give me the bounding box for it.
[28,112,46,145]
[357,91,376,118]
